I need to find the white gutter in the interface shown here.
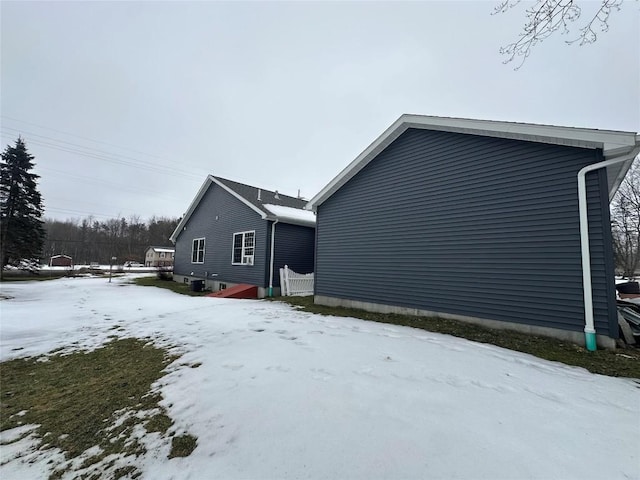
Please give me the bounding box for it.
[578,145,640,351]
[268,219,279,297]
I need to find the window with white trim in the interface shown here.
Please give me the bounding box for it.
[232,231,255,265]
[191,238,205,263]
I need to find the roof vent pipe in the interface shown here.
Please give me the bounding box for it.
[577,148,639,351]
[257,188,261,201]
[274,190,279,199]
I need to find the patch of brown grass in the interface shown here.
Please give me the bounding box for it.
[1,338,197,479]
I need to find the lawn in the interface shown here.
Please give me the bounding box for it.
[0,272,69,282]
[275,295,640,378]
[133,276,209,296]
[136,277,640,378]
[1,275,638,480]
[1,338,196,479]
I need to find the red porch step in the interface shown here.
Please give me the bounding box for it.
[207,284,258,299]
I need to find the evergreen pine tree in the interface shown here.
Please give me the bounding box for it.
[0,137,45,278]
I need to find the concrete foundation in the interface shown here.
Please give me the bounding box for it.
[314,295,617,350]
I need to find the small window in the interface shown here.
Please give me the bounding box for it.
[192,238,205,263]
[232,231,255,265]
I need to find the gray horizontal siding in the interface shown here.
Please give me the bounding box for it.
[269,222,315,287]
[174,183,268,287]
[316,128,616,337]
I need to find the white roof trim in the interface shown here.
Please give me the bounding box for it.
[170,176,211,243]
[211,176,269,218]
[607,137,640,200]
[307,114,639,210]
[170,176,268,243]
[150,247,175,253]
[170,176,317,243]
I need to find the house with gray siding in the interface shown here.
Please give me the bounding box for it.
[307,115,640,349]
[170,176,315,297]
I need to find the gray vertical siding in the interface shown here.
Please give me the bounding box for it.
[174,183,268,287]
[268,222,315,287]
[315,128,616,337]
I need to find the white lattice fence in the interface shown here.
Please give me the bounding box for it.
[279,265,314,296]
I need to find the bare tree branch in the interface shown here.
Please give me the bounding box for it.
[567,0,623,45]
[496,0,626,69]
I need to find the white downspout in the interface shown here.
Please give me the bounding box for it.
[578,149,639,351]
[268,219,279,297]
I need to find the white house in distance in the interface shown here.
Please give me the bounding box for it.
[145,246,175,267]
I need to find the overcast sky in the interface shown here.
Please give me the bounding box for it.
[1,1,638,223]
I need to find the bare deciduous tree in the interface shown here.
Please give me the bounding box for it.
[611,159,640,279]
[495,0,626,69]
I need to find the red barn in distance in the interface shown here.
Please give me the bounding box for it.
[49,255,73,267]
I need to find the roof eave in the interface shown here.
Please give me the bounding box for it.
[280,218,316,228]
[307,114,639,210]
[212,176,270,219]
[169,175,268,244]
[170,175,215,243]
[606,140,640,200]
[307,117,408,211]
[266,215,316,228]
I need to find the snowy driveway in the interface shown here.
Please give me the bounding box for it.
[1,275,638,479]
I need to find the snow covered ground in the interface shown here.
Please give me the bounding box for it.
[1,275,638,479]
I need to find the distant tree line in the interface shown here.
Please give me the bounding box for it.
[42,216,179,265]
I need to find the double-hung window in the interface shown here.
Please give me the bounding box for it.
[232,231,255,265]
[191,238,205,263]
